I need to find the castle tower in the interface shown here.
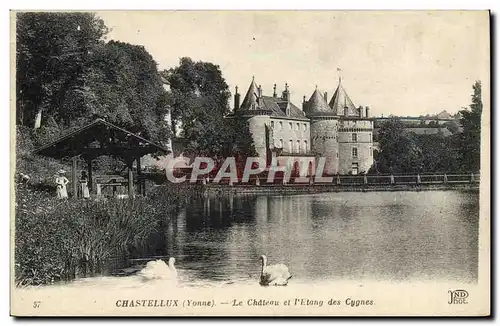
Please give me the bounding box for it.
[304,86,339,175]
[329,77,358,115]
[329,77,374,175]
[239,76,260,111]
[235,77,273,161]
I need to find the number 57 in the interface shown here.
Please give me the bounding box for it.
[33,301,41,308]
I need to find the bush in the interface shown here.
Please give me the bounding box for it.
[14,124,202,286]
[14,183,199,287]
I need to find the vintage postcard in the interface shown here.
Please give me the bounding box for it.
[10,10,490,316]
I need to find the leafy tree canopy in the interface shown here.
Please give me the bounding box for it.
[16,12,108,128]
[16,12,170,147]
[84,40,170,143]
[373,81,482,174]
[458,81,482,172]
[164,57,256,158]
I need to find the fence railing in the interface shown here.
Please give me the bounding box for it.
[178,173,481,186]
[322,173,480,186]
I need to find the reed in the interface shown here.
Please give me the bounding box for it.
[14,183,198,286]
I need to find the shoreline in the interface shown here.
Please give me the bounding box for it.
[199,183,479,195]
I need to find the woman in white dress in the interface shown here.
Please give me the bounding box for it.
[55,169,69,199]
[80,171,90,199]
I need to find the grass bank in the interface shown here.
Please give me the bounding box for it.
[14,182,200,287]
[14,125,204,286]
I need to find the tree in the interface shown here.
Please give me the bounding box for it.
[413,133,460,173]
[373,81,483,175]
[375,118,420,174]
[82,41,170,144]
[458,81,482,172]
[16,12,108,128]
[223,115,257,158]
[164,57,249,157]
[16,13,170,147]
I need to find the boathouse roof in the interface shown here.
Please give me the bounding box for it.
[34,118,170,160]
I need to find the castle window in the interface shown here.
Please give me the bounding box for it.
[296,140,300,153]
[289,139,293,153]
[370,147,372,156]
[289,122,293,130]
[351,163,359,175]
[352,133,357,142]
[278,139,284,149]
[336,152,339,158]
[303,124,307,131]
[352,148,358,158]
[303,140,308,153]
[271,121,275,129]
[296,123,300,130]
[279,121,283,130]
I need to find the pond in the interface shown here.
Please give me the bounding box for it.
[143,190,479,286]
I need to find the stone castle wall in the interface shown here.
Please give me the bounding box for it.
[337,119,374,174]
[309,118,340,175]
[247,116,271,159]
[247,115,373,175]
[269,118,311,154]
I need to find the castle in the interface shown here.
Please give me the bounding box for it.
[228,76,375,175]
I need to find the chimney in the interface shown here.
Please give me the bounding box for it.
[324,92,328,102]
[358,106,364,118]
[257,85,262,106]
[282,83,290,101]
[234,86,240,110]
[365,106,370,118]
[302,95,306,111]
[344,106,348,117]
[273,84,277,98]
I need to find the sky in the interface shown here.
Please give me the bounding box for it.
[96,10,489,117]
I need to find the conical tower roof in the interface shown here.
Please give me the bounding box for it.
[329,77,357,115]
[304,87,331,114]
[239,77,260,111]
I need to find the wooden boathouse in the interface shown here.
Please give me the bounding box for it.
[34,118,170,198]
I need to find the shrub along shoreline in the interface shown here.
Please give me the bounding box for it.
[14,182,201,287]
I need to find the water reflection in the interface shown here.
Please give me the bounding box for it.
[147,190,479,285]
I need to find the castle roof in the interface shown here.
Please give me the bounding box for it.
[304,88,331,114]
[239,77,260,111]
[329,77,358,116]
[233,77,307,120]
[260,96,307,120]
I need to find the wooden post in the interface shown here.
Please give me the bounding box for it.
[127,159,134,198]
[136,156,143,196]
[87,157,93,192]
[72,156,78,198]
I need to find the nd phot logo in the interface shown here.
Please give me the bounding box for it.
[448,289,469,304]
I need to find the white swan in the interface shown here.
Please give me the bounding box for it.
[138,258,177,281]
[259,255,292,286]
